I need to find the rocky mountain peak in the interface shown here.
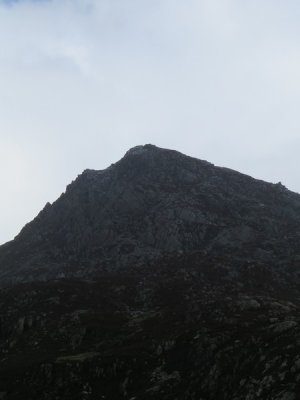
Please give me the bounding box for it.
[1,145,300,284]
[124,143,157,156]
[1,145,300,399]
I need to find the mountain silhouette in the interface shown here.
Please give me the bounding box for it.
[0,145,300,399]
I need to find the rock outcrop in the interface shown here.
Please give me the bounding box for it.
[1,144,300,283]
[1,144,300,399]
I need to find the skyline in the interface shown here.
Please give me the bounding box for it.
[1,0,300,244]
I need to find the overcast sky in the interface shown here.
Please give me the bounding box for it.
[1,0,300,244]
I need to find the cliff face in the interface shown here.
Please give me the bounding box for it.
[1,144,300,282]
[1,145,300,399]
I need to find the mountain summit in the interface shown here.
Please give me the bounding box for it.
[1,145,300,399]
[0,144,299,283]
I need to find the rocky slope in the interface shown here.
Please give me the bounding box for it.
[1,144,300,283]
[1,144,300,399]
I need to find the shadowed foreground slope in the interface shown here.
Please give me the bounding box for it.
[1,145,300,399]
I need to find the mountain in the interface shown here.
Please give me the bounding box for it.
[1,144,300,283]
[0,144,300,399]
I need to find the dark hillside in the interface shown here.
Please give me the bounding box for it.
[1,144,300,283]
[0,145,300,399]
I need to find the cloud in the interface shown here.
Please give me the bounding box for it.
[1,0,300,243]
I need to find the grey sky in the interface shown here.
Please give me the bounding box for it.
[1,0,300,244]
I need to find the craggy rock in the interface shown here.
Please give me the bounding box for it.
[1,144,300,283]
[0,145,300,399]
